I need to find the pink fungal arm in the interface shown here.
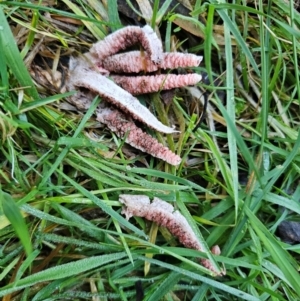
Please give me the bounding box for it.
[96,109,181,166]
[103,51,203,73]
[119,195,226,276]
[112,73,202,95]
[90,25,163,64]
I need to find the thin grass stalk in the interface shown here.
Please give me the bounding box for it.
[224,6,239,219]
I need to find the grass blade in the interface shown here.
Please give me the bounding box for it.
[0,7,38,99]
[0,190,33,256]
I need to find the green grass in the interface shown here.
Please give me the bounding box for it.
[0,1,300,300]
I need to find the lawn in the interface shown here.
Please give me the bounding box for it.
[0,0,300,300]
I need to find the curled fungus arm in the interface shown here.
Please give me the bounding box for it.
[90,25,163,63]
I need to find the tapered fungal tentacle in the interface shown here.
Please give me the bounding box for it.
[112,73,202,95]
[67,67,177,134]
[119,195,225,275]
[96,109,181,165]
[90,25,163,64]
[120,195,202,249]
[103,51,203,73]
